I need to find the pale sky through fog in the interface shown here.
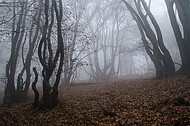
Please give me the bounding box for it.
[150,0,166,16]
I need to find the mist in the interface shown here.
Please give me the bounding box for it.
[0,0,183,86]
[0,0,190,125]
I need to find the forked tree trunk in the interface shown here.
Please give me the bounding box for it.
[37,0,64,109]
[4,1,28,104]
[122,0,175,79]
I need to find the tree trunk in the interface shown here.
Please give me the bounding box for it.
[37,0,64,109]
[4,1,28,104]
[122,0,175,79]
[165,0,190,75]
[32,67,39,108]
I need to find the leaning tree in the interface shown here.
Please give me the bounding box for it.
[165,0,190,76]
[122,0,175,79]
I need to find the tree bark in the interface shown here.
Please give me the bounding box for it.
[37,0,64,109]
[32,67,39,108]
[122,0,175,79]
[165,0,190,75]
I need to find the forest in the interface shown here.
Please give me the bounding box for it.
[0,0,190,125]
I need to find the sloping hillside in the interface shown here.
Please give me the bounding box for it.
[0,76,190,125]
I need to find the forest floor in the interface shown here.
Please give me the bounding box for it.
[0,76,190,126]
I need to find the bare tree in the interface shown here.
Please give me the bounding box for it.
[165,0,190,76]
[61,0,88,84]
[37,0,64,109]
[122,0,175,79]
[16,0,42,100]
[4,0,29,103]
[85,0,125,81]
[2,0,43,105]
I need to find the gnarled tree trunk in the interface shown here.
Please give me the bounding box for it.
[37,0,64,109]
[122,0,175,79]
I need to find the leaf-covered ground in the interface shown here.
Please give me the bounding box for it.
[0,76,190,125]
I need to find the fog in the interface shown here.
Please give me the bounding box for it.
[73,0,181,82]
[0,0,182,90]
[0,0,190,124]
[3,0,190,97]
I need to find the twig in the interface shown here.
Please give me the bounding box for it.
[18,103,32,109]
[100,106,116,117]
[173,62,182,66]
[102,92,114,97]
[87,97,101,101]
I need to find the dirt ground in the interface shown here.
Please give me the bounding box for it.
[0,76,190,125]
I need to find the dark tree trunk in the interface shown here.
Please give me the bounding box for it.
[165,0,190,76]
[37,0,64,109]
[32,67,39,108]
[122,0,175,79]
[4,1,28,104]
